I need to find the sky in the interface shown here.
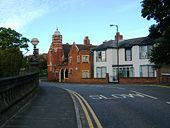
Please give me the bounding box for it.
[0,0,155,55]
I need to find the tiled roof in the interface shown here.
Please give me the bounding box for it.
[62,43,96,61]
[92,40,117,51]
[93,36,155,51]
[77,44,96,51]
[119,37,155,48]
[63,44,71,61]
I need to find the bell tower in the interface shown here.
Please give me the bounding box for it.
[52,28,62,49]
[49,28,64,66]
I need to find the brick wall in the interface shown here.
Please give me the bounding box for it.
[68,44,92,82]
[119,77,159,84]
[48,72,56,81]
[65,77,108,84]
[161,75,170,83]
[65,73,109,84]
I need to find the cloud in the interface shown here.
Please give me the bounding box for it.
[0,0,48,30]
[0,0,86,30]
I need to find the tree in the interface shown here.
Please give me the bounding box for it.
[38,54,47,77]
[150,38,170,67]
[141,0,170,66]
[0,27,30,77]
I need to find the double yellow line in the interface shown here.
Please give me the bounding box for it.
[68,90,103,128]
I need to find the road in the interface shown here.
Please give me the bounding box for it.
[42,82,170,128]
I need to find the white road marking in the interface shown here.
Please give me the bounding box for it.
[130,90,158,100]
[89,93,146,100]
[89,90,159,100]
[166,101,170,105]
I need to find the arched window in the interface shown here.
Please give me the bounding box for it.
[61,69,64,82]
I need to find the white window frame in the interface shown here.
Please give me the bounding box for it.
[96,67,107,78]
[139,45,153,59]
[96,51,106,62]
[82,70,89,78]
[140,65,155,77]
[82,55,89,63]
[119,66,134,77]
[125,48,132,61]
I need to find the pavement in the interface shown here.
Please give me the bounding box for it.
[1,84,80,128]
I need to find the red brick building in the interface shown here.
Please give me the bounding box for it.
[47,29,95,82]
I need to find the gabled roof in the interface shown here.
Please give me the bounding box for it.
[62,43,96,61]
[93,36,155,51]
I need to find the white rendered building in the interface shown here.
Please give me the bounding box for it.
[92,36,156,82]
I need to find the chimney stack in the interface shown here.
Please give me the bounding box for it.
[84,36,90,45]
[115,32,123,41]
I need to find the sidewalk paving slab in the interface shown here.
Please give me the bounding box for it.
[1,85,77,128]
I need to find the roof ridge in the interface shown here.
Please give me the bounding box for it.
[120,36,147,41]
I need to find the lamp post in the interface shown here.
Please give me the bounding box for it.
[31,38,39,58]
[30,38,39,72]
[110,24,119,83]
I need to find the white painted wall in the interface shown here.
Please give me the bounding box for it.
[119,46,155,77]
[93,45,156,82]
[94,49,117,82]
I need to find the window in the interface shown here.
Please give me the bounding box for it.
[125,48,132,61]
[82,70,89,78]
[139,45,153,59]
[69,56,72,64]
[82,55,89,63]
[96,67,107,78]
[96,51,106,62]
[77,55,80,63]
[119,66,134,77]
[140,65,155,77]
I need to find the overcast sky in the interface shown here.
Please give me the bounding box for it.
[0,0,155,54]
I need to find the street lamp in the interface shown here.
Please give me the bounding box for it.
[110,24,119,83]
[31,38,39,57]
[30,38,39,72]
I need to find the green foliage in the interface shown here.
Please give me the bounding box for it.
[141,0,170,66]
[38,54,47,77]
[150,38,170,67]
[0,27,30,77]
[141,0,170,38]
[39,55,47,71]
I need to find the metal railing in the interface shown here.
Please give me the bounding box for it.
[0,72,39,122]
